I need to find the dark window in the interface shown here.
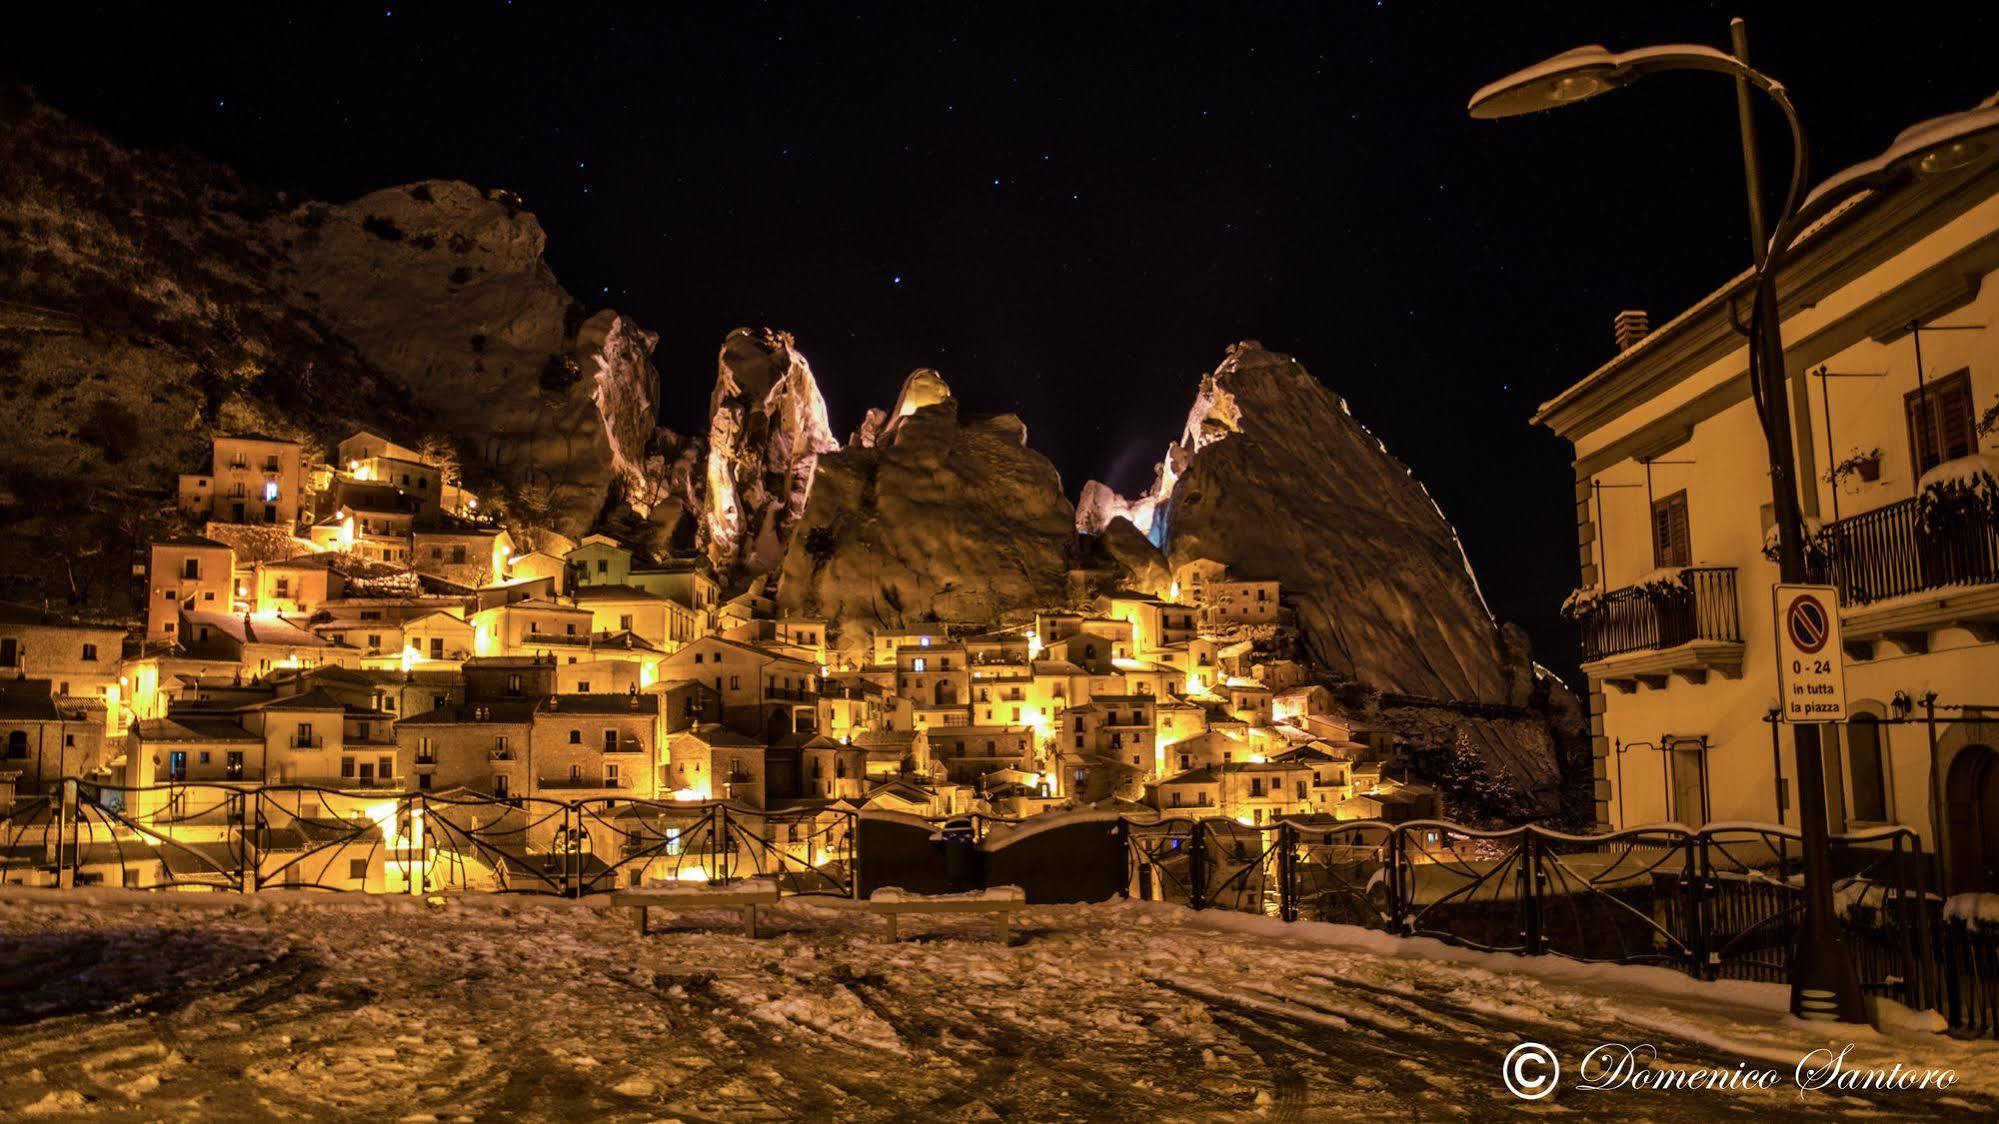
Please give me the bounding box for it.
[1847,715,1889,823]
[349,859,368,882]
[1651,490,1691,569]
[1905,369,1976,478]
[604,729,618,752]
[81,643,98,662]
[569,729,582,744]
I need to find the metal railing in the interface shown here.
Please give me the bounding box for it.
[1812,496,1999,606]
[1581,566,1741,662]
[5,781,1992,1037]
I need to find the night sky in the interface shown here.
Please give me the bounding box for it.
[7,2,1994,684]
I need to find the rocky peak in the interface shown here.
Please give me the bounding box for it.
[702,327,839,579]
[280,179,662,539]
[775,369,1075,633]
[1082,341,1509,702]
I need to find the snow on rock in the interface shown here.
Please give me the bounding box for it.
[702,327,840,579]
[774,374,1076,632]
[284,180,663,535]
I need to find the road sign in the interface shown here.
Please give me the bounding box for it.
[1774,584,1847,722]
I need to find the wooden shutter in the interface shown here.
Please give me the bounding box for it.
[1652,490,1691,568]
[1905,369,1975,476]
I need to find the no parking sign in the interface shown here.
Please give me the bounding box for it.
[1774,584,1848,721]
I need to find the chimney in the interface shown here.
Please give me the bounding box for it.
[1613,309,1650,352]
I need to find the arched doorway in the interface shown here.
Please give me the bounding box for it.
[1945,745,1999,895]
[935,681,957,706]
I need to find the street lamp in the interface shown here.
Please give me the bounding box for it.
[1471,41,1998,1026]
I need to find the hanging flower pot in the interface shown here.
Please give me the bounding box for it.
[1828,446,1883,487]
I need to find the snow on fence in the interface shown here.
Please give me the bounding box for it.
[3,780,1994,1035]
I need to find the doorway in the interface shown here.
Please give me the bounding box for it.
[1945,744,1999,895]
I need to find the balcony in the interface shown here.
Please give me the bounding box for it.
[540,775,629,791]
[290,735,322,749]
[1812,496,1999,658]
[1579,566,1744,692]
[602,738,646,754]
[488,746,517,762]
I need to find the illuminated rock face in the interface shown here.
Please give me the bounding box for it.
[702,327,840,578]
[775,377,1076,629]
[286,180,662,535]
[1090,341,1513,704]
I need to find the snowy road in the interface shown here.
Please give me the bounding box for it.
[0,890,1993,1120]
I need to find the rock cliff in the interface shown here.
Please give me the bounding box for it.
[1082,341,1513,702]
[0,95,665,615]
[284,180,661,536]
[774,371,1076,630]
[702,327,839,578]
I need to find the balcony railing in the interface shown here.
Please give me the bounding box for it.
[1811,497,1999,607]
[290,735,322,749]
[1581,567,1741,663]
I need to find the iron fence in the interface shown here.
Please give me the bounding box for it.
[0,781,857,899]
[1122,816,1999,1034]
[5,781,1996,1036]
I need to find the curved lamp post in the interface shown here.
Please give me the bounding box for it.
[1473,38,1999,1025]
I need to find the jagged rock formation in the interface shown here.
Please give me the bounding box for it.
[775,371,1075,630]
[1078,341,1581,813]
[1098,516,1171,597]
[702,327,840,577]
[0,95,665,614]
[286,180,661,536]
[1081,341,1512,703]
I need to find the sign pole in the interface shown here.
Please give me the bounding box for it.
[1773,584,1868,1022]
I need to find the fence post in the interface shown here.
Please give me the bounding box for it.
[1188,820,1208,911]
[1685,828,1706,980]
[1386,826,1406,935]
[1278,823,1298,922]
[1521,829,1541,956]
[56,779,77,890]
[1909,832,1938,1014]
[564,803,580,898]
[847,809,860,899]
[1116,818,1132,900]
[237,791,257,895]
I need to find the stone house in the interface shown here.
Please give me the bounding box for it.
[178,434,309,527]
[665,724,768,806]
[533,692,658,799]
[146,538,235,642]
[397,698,535,799]
[0,602,127,706]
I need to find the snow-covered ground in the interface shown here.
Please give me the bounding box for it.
[0,889,1993,1120]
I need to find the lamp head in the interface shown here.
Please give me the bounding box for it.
[1468,46,1622,119]
[1800,92,1999,217]
[1469,43,1746,120]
